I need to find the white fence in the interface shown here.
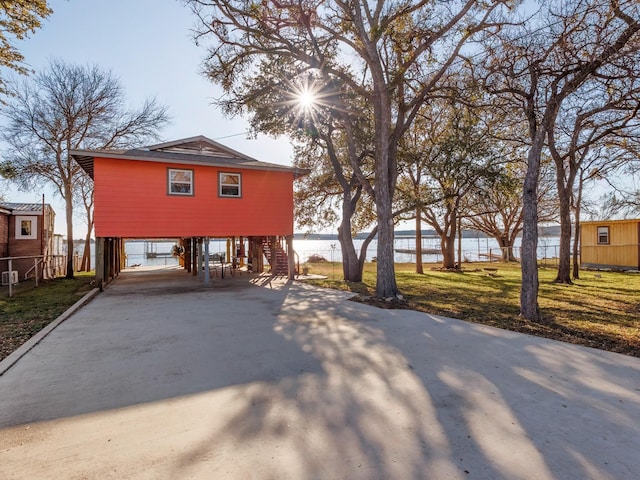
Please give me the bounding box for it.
[0,255,69,297]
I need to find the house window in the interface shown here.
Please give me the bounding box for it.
[168,168,194,195]
[15,216,37,240]
[219,172,241,197]
[597,226,609,245]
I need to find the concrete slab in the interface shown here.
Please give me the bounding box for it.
[0,267,639,479]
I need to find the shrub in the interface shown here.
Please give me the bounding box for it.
[307,254,329,263]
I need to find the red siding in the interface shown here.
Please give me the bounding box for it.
[94,157,294,238]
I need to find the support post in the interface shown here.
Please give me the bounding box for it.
[197,238,203,280]
[184,239,191,273]
[192,238,198,276]
[96,237,105,290]
[113,239,118,277]
[34,257,39,287]
[119,238,126,271]
[239,236,245,267]
[105,239,112,282]
[203,237,211,284]
[256,237,264,273]
[287,235,295,280]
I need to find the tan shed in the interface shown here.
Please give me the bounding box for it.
[580,219,640,271]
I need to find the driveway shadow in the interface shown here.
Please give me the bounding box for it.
[170,280,640,479]
[1,270,639,479]
[0,270,321,427]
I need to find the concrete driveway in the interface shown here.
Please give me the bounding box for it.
[1,266,639,479]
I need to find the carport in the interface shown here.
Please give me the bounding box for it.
[71,136,306,288]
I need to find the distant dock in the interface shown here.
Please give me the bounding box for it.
[394,248,441,255]
[478,252,503,261]
[144,240,174,259]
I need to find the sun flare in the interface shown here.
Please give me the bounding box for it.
[281,73,344,131]
[296,89,317,110]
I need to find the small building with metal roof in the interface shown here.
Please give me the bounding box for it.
[71,136,306,287]
[0,202,56,282]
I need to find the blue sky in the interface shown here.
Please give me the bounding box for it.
[1,0,294,237]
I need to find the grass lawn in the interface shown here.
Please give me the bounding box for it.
[1,264,638,362]
[0,272,95,361]
[303,262,640,357]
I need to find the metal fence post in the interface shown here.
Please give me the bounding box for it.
[8,258,12,298]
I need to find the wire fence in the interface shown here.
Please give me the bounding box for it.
[297,245,562,266]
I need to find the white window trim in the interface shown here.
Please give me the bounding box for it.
[168,168,194,196]
[15,215,38,240]
[597,226,609,245]
[219,172,242,198]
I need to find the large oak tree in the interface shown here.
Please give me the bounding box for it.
[223,64,377,282]
[186,0,514,299]
[484,0,640,321]
[547,74,640,283]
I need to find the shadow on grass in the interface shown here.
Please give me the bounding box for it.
[300,262,640,356]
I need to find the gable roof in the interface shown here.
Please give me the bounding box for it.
[70,135,307,179]
[0,203,49,214]
[580,218,640,225]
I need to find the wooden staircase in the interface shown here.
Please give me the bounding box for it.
[262,238,290,275]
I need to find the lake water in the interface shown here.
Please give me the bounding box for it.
[117,236,562,267]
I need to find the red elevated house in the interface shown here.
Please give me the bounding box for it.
[71,136,305,286]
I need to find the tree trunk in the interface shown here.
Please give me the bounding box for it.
[495,235,516,262]
[338,223,362,282]
[375,197,398,298]
[572,222,580,280]
[520,134,544,322]
[555,182,573,284]
[358,227,377,277]
[572,180,583,280]
[440,232,457,269]
[80,215,93,272]
[415,209,423,274]
[508,228,521,262]
[81,235,91,271]
[80,190,94,272]
[439,210,457,269]
[64,185,75,279]
[457,216,462,268]
[338,184,364,282]
[372,82,398,299]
